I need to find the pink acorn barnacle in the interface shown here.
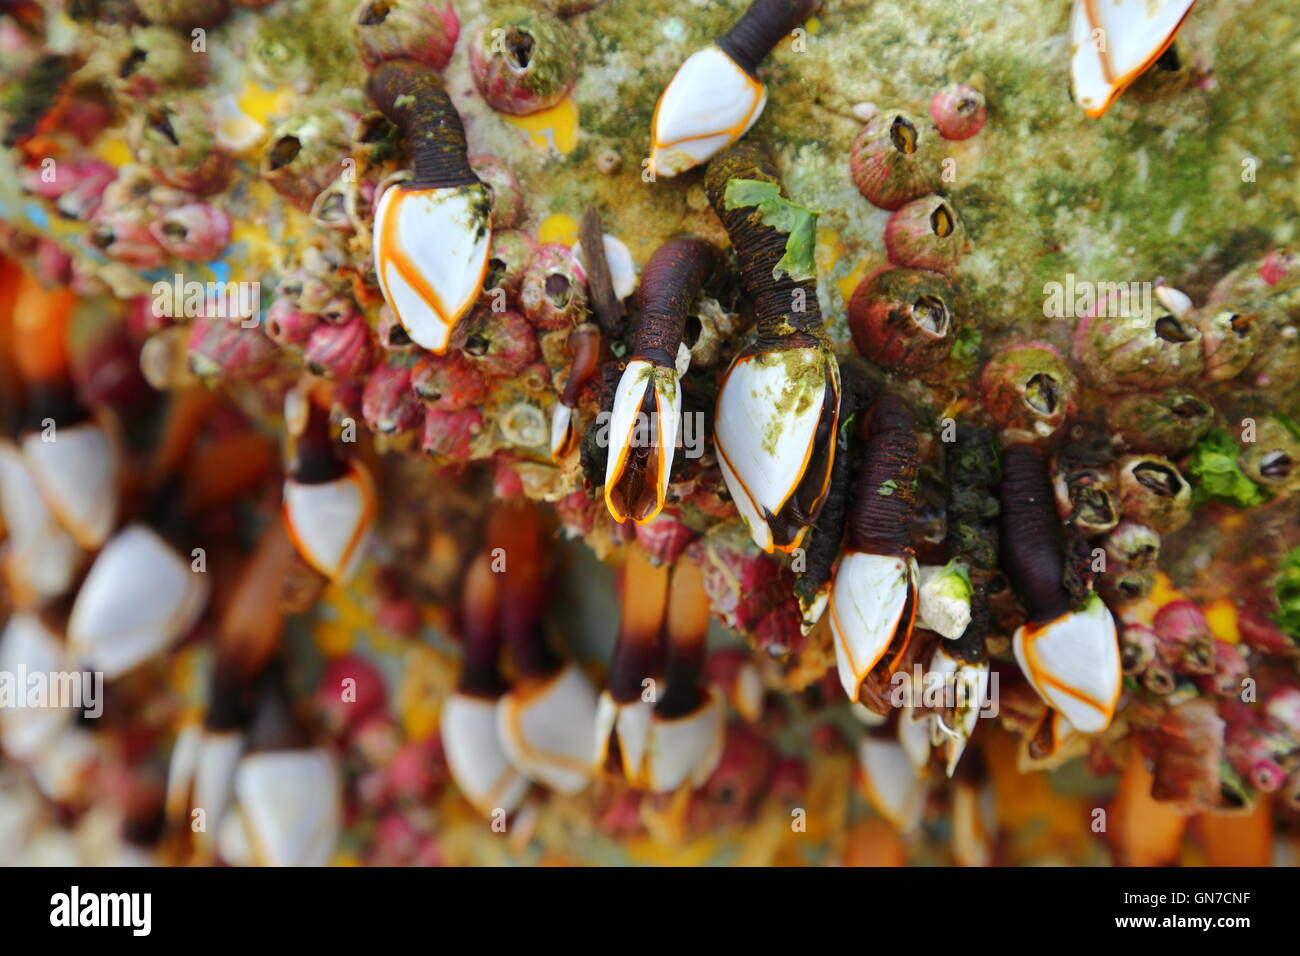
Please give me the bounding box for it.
[352,0,460,72]
[635,511,696,567]
[260,109,352,210]
[520,242,588,331]
[468,4,578,116]
[1072,308,1204,393]
[460,307,540,377]
[884,195,965,273]
[88,207,166,269]
[410,350,488,410]
[1115,455,1192,534]
[187,313,276,380]
[929,83,986,140]
[1104,389,1213,457]
[134,0,231,29]
[482,229,538,297]
[111,25,210,99]
[304,315,375,380]
[849,109,944,211]
[470,155,526,230]
[264,296,320,349]
[1197,308,1257,382]
[848,267,956,372]
[422,406,482,460]
[147,202,232,262]
[362,359,424,435]
[128,98,232,196]
[979,342,1078,441]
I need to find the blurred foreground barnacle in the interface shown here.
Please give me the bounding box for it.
[829,393,920,707]
[1104,388,1213,457]
[1115,454,1192,533]
[281,386,376,583]
[1238,416,1300,496]
[352,0,460,72]
[1072,303,1204,392]
[929,83,986,140]
[483,229,538,296]
[649,0,814,177]
[1000,443,1121,735]
[705,142,840,554]
[1068,0,1197,117]
[441,550,529,817]
[848,267,956,373]
[468,4,579,116]
[134,0,231,30]
[0,440,80,604]
[604,237,718,523]
[884,195,965,274]
[368,59,492,353]
[1197,308,1257,382]
[148,201,231,262]
[849,109,944,211]
[1103,519,1161,570]
[128,98,232,196]
[979,342,1077,441]
[259,108,352,210]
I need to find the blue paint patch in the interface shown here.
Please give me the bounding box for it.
[24,203,49,230]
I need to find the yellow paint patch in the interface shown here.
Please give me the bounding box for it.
[837,258,868,302]
[93,135,131,169]
[538,212,580,247]
[1203,599,1241,645]
[502,96,579,155]
[806,16,821,35]
[399,643,455,740]
[1149,572,1188,609]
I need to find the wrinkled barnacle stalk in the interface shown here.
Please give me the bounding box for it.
[281,384,376,584]
[441,549,529,818]
[492,501,598,795]
[603,237,719,524]
[594,543,669,786]
[650,0,814,176]
[550,322,602,462]
[829,393,920,708]
[705,142,840,554]
[367,59,492,353]
[1000,444,1121,752]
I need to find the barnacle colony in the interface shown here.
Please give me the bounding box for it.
[1,0,1299,871]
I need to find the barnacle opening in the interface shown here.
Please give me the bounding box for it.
[1154,314,1194,343]
[504,29,536,71]
[1170,396,1209,421]
[267,135,302,171]
[929,203,955,238]
[544,272,571,307]
[1133,462,1184,498]
[1260,450,1293,480]
[1073,486,1116,528]
[1227,312,1250,337]
[889,115,918,154]
[358,1,391,26]
[1155,43,1181,72]
[160,219,188,239]
[1023,372,1060,415]
[146,108,179,145]
[912,294,949,336]
[121,47,147,79]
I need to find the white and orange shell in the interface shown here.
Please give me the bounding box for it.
[549,402,576,462]
[0,441,79,603]
[0,613,73,761]
[496,662,598,795]
[572,233,638,301]
[897,705,933,773]
[67,523,209,680]
[856,736,926,834]
[1018,708,1084,772]
[645,688,726,794]
[233,747,341,867]
[165,724,244,850]
[593,691,654,785]
[1013,592,1121,735]
[714,348,839,554]
[1069,0,1197,117]
[928,644,989,777]
[604,359,681,524]
[372,181,492,353]
[723,657,765,723]
[650,46,767,177]
[282,462,376,583]
[441,691,529,817]
[21,419,119,550]
[829,552,918,703]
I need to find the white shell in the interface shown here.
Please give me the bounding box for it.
[212,93,266,153]
[0,612,73,761]
[829,552,917,703]
[217,806,254,866]
[1019,708,1081,772]
[650,46,768,177]
[234,748,341,867]
[572,234,637,300]
[856,736,925,834]
[850,702,888,727]
[928,644,989,777]
[1013,592,1121,734]
[646,688,726,793]
[897,706,933,772]
[549,402,575,461]
[1154,284,1194,319]
[283,464,375,582]
[714,348,838,553]
[0,441,79,601]
[496,662,598,795]
[441,691,529,817]
[603,359,681,524]
[21,420,119,549]
[67,524,208,679]
[730,659,765,723]
[373,182,492,353]
[593,691,654,785]
[0,770,43,860]
[30,726,99,803]
[193,731,244,848]
[1069,0,1197,117]
[917,563,972,640]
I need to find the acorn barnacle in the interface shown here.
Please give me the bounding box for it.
[849,109,944,211]
[468,4,579,116]
[884,195,966,274]
[848,267,956,373]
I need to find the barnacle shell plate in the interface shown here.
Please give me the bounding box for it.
[441,692,529,817]
[67,524,209,680]
[650,46,767,178]
[234,748,341,867]
[282,464,376,583]
[646,689,726,793]
[0,442,79,600]
[829,553,918,703]
[495,662,598,795]
[1013,592,1121,734]
[0,614,71,761]
[21,420,119,550]
[1069,0,1197,117]
[856,737,925,834]
[373,183,492,353]
[604,359,681,525]
[593,691,653,784]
